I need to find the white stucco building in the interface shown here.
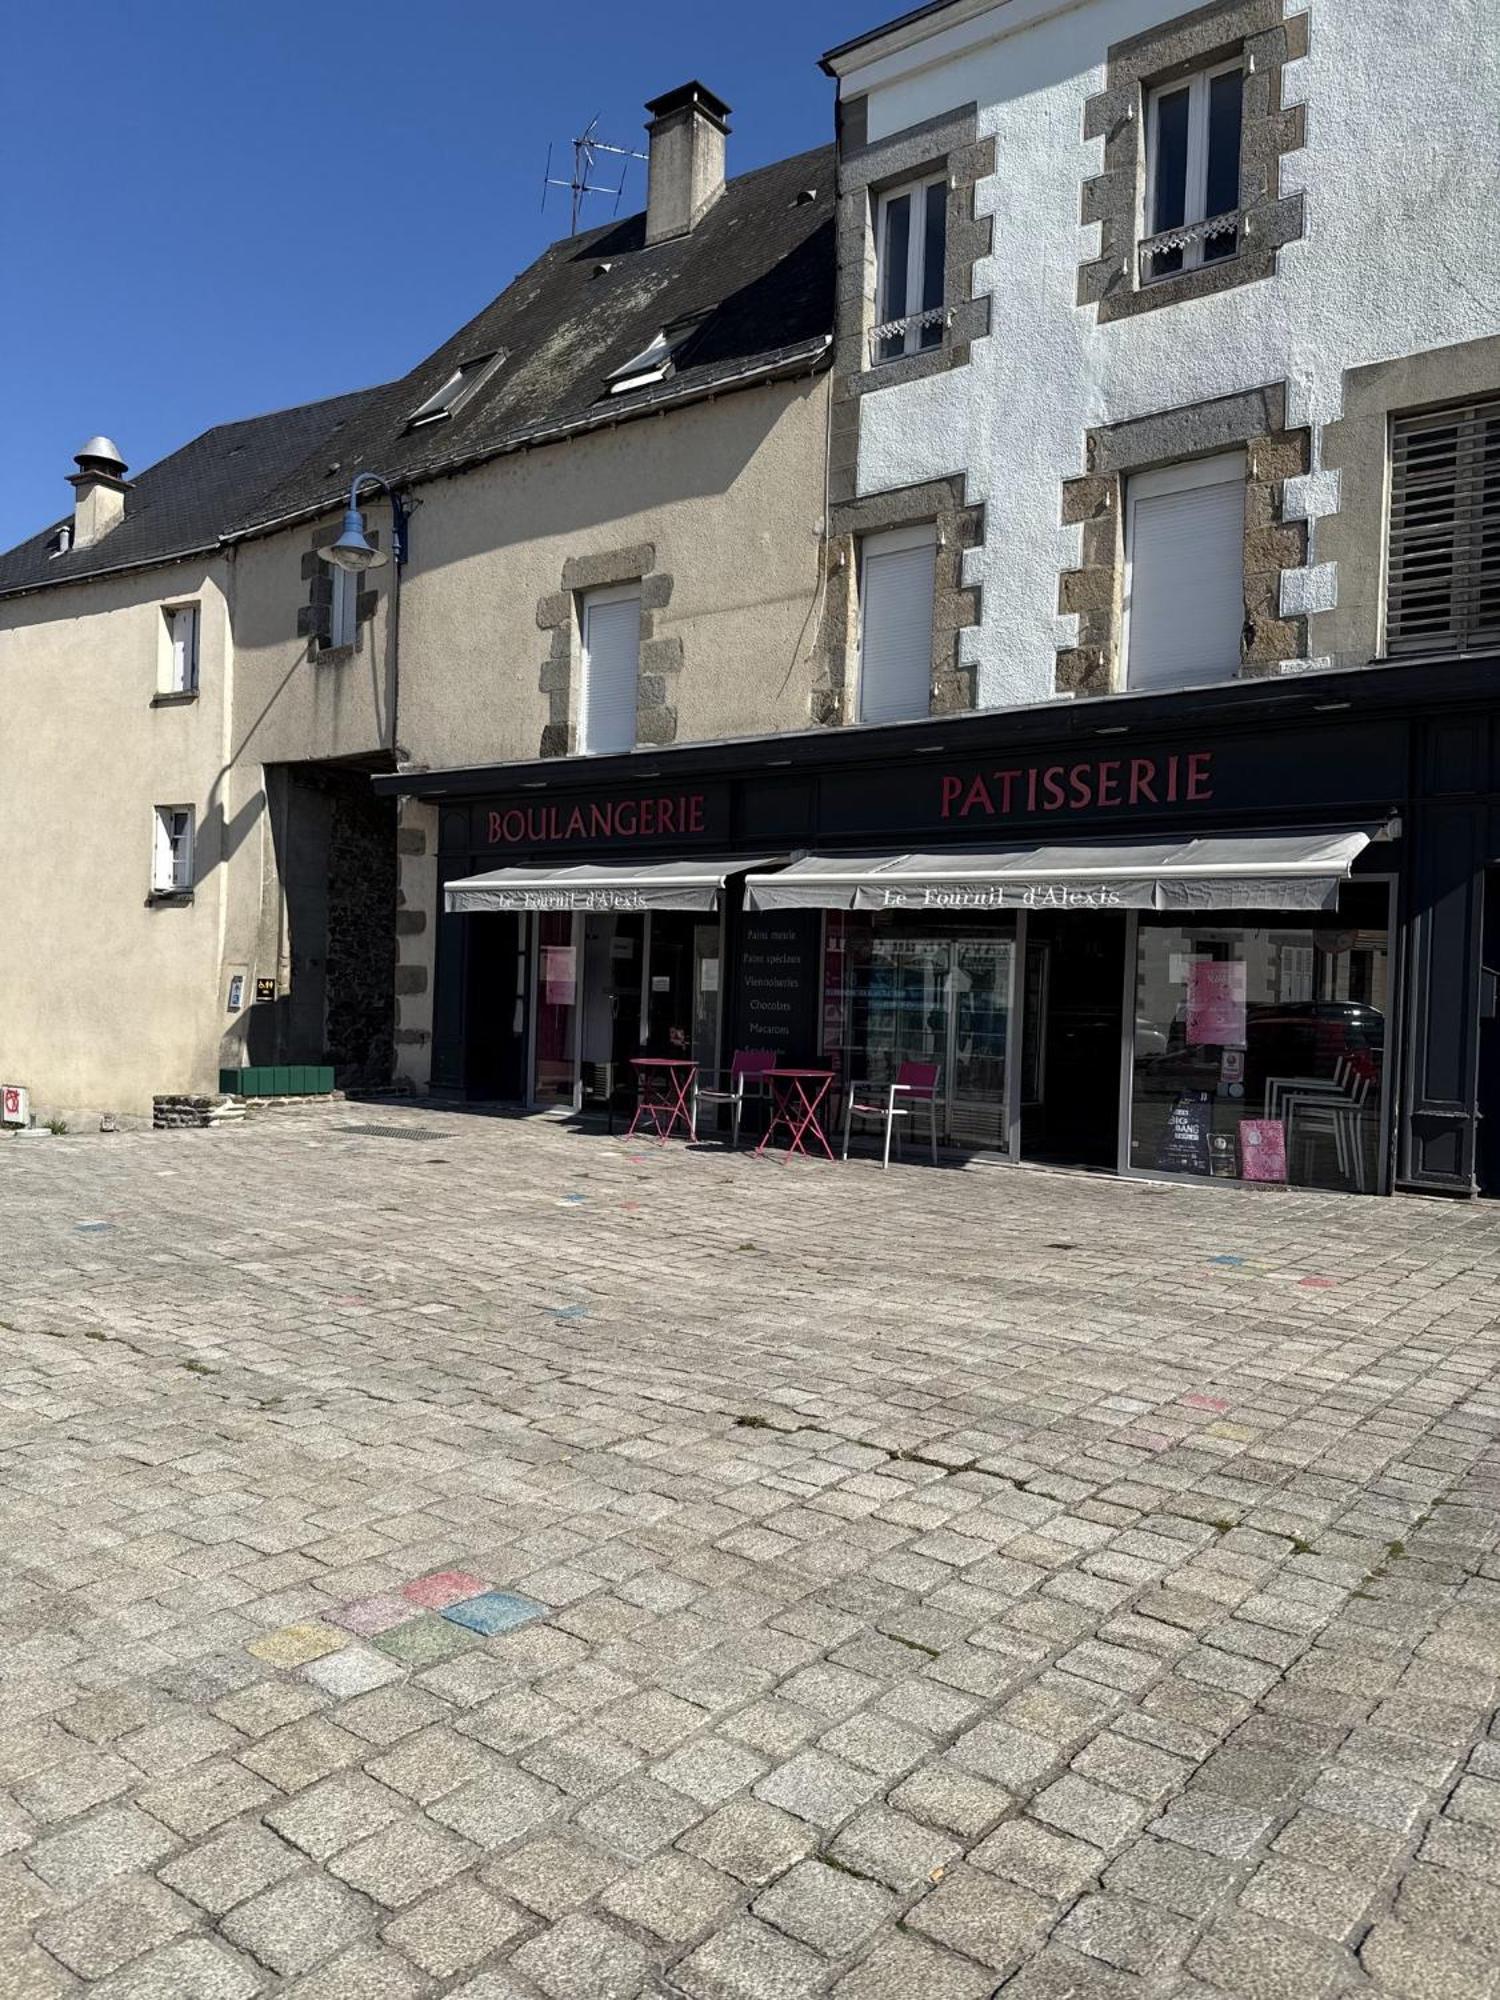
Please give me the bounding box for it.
[819,0,1500,711]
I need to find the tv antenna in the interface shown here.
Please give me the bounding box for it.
[542,117,648,235]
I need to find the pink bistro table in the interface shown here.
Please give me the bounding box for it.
[627,1057,699,1144]
[756,1067,836,1163]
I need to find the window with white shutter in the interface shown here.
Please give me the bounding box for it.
[1124,454,1245,693]
[152,806,195,894]
[1387,398,1500,657]
[857,526,936,726]
[579,586,641,754]
[165,604,199,693]
[328,563,358,649]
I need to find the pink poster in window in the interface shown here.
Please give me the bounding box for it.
[542,946,576,1008]
[1186,960,1246,1046]
[1239,1119,1288,1182]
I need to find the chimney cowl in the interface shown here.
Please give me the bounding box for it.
[644,81,731,247]
[67,435,129,549]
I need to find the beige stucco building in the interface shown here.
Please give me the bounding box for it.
[0,85,835,1125]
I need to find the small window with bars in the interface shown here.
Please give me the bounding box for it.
[1387,398,1500,657]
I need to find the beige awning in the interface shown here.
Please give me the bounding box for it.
[742,829,1382,915]
[445,856,779,915]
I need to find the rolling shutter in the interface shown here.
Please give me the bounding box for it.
[580,590,641,754]
[858,526,936,725]
[1388,399,1500,657]
[1125,454,1245,693]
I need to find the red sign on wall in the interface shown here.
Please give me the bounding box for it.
[940,751,1214,823]
[472,785,730,852]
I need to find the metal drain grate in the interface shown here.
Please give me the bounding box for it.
[339,1124,449,1141]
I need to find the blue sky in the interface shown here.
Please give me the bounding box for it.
[0,0,879,552]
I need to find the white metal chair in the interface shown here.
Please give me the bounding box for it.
[841,1060,941,1169]
[1284,1068,1373,1190]
[691,1049,777,1147]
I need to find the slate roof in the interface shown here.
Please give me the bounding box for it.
[0,141,835,597]
[237,142,834,536]
[0,391,376,598]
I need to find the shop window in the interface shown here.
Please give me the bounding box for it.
[1124,454,1245,692]
[1142,60,1244,284]
[1386,397,1500,657]
[872,176,947,363]
[151,805,195,895]
[857,524,936,725]
[579,585,641,754]
[1129,885,1391,1194]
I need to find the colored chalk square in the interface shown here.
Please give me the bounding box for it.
[328,1593,418,1638]
[402,1570,489,1611]
[247,1622,347,1667]
[373,1613,481,1667]
[1182,1394,1231,1413]
[302,1644,405,1697]
[440,1591,547,1637]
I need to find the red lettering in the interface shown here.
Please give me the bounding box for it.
[940,775,963,819]
[639,799,656,836]
[962,775,994,819]
[1097,760,1122,808]
[1026,767,1039,813]
[1186,750,1214,801]
[1068,763,1093,810]
[526,807,545,841]
[1128,759,1157,806]
[1041,766,1067,811]
[688,794,705,833]
[995,770,1021,814]
[590,803,612,838]
[501,809,525,843]
[659,797,677,835]
[1166,755,1181,803]
[487,811,503,843]
[615,801,637,836]
[565,807,585,839]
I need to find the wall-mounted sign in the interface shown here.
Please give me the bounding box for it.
[470,783,731,854]
[255,978,277,1003]
[226,975,245,1012]
[940,751,1215,825]
[2,1085,29,1127]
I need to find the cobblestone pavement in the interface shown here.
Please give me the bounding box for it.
[2,1104,1500,1998]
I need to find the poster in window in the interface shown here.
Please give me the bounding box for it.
[1239,1119,1288,1182]
[542,946,576,1008]
[1156,1090,1214,1176]
[1186,960,1246,1047]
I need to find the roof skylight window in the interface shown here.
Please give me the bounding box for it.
[604,313,711,397]
[405,352,504,431]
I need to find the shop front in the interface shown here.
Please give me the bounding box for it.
[393,658,1500,1199]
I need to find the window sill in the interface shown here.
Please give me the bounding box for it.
[151,689,200,707]
[146,890,194,907]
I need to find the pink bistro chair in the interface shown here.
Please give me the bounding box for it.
[691,1049,779,1147]
[842,1060,941,1169]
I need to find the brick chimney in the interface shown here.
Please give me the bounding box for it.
[67,436,128,549]
[644,82,731,247]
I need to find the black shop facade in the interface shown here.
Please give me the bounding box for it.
[377,656,1500,1198]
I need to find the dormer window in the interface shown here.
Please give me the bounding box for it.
[405,352,503,431]
[604,314,711,397]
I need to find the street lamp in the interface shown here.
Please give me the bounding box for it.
[325,470,409,571]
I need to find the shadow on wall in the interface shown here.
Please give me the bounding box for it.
[245,763,396,1088]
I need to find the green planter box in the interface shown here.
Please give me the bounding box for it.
[217,1066,335,1099]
